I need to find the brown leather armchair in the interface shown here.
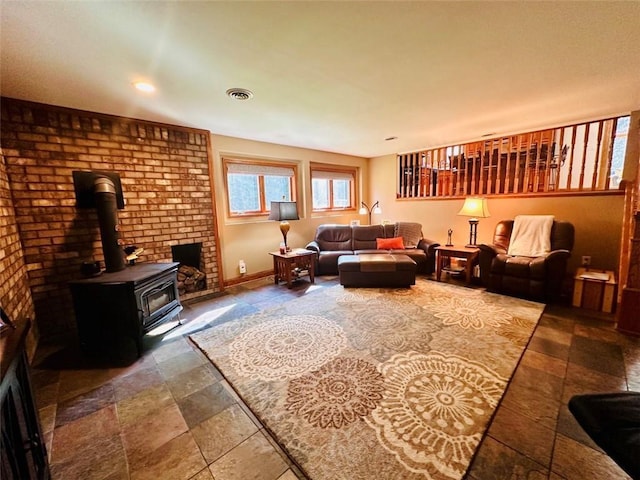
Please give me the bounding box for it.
[478,219,575,301]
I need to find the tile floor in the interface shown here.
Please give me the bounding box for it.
[30,274,639,480]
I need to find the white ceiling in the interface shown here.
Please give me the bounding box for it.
[2,1,639,158]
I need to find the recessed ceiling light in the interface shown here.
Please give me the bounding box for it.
[226,88,254,100]
[133,81,156,93]
[385,136,398,141]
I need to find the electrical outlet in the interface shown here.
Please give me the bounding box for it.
[581,255,591,266]
[239,260,247,274]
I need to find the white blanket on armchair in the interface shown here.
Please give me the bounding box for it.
[507,215,555,257]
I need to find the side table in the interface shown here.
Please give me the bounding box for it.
[572,268,617,313]
[435,245,480,284]
[269,248,316,288]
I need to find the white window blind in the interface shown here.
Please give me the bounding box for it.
[226,162,295,177]
[311,170,354,180]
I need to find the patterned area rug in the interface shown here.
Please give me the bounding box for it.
[190,279,544,479]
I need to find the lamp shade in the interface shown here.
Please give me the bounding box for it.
[457,197,490,219]
[268,201,299,221]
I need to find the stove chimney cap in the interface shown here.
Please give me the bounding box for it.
[94,176,116,194]
[73,171,124,209]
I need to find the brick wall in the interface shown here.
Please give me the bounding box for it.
[0,98,221,340]
[0,149,37,354]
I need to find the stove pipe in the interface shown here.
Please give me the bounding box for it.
[94,177,126,272]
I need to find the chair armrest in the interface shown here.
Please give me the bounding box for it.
[527,249,571,267]
[531,249,571,299]
[477,244,505,287]
[478,243,506,257]
[545,249,571,262]
[305,241,320,253]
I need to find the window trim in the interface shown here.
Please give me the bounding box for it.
[310,163,358,212]
[223,157,299,219]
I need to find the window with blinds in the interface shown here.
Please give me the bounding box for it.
[223,158,298,217]
[310,164,357,212]
[397,115,630,199]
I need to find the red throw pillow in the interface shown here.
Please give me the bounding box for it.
[376,237,405,249]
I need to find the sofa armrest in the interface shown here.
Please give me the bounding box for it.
[305,241,320,253]
[415,238,440,274]
[417,238,440,256]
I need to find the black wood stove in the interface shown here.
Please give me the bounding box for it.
[69,262,182,356]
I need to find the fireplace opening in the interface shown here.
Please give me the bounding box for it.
[171,242,206,294]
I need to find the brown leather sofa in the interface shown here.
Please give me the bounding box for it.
[478,219,575,301]
[305,223,439,275]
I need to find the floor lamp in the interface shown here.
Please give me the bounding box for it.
[268,201,299,252]
[457,197,490,247]
[359,201,382,225]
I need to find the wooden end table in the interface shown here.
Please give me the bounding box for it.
[269,248,316,288]
[435,245,480,285]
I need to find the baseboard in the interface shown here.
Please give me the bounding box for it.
[224,269,273,287]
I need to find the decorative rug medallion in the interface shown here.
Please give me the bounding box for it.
[430,295,514,329]
[286,356,384,429]
[190,278,544,479]
[229,315,346,380]
[367,351,506,479]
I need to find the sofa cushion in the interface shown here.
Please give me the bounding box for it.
[353,249,380,255]
[376,237,404,249]
[352,225,385,250]
[315,225,353,251]
[390,249,426,259]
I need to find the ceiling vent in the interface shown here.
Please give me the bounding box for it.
[226,88,254,100]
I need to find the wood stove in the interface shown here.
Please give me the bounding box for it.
[69,262,182,356]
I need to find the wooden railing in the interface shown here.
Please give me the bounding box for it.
[397,115,629,199]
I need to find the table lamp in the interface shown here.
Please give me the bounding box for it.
[457,197,490,247]
[268,201,299,251]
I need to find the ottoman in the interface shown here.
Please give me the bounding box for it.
[338,254,416,287]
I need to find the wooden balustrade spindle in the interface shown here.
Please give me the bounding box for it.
[553,127,566,191]
[542,129,554,192]
[534,131,544,192]
[523,133,534,192]
[567,125,577,189]
[514,135,523,193]
[579,123,590,190]
[604,117,618,190]
[592,121,604,190]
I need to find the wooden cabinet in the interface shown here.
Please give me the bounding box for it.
[1,320,50,480]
